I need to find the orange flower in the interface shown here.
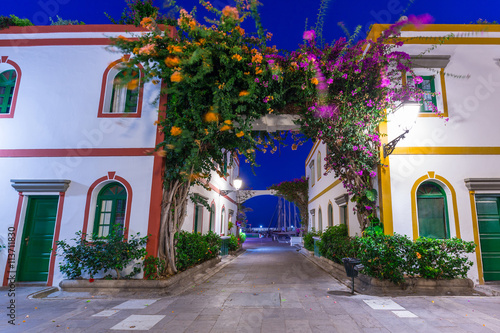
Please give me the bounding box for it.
[239,90,249,97]
[140,17,154,29]
[251,53,263,63]
[224,120,232,125]
[170,126,182,136]
[204,112,219,122]
[127,79,139,90]
[236,131,244,138]
[232,54,243,61]
[291,144,298,150]
[204,129,209,135]
[164,57,180,67]
[170,71,183,82]
[255,67,263,75]
[132,47,140,54]
[234,26,245,35]
[117,35,130,42]
[188,20,197,30]
[168,45,183,53]
[311,78,319,85]
[166,144,175,149]
[416,252,422,259]
[138,44,155,55]
[220,125,231,132]
[222,6,239,20]
[156,150,167,157]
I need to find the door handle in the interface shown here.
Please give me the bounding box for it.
[24,236,29,246]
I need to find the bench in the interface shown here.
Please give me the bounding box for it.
[290,236,303,246]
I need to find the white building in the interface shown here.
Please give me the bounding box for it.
[0,25,239,287]
[307,24,500,285]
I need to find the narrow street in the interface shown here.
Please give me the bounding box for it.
[3,238,500,332]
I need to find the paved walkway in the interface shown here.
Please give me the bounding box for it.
[2,238,500,332]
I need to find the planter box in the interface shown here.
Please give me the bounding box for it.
[302,251,475,296]
[60,256,221,294]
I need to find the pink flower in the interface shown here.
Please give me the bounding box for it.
[370,171,377,178]
[353,146,358,151]
[365,206,372,210]
[303,30,316,41]
[327,78,333,84]
[380,78,391,87]
[407,14,434,29]
[138,44,155,55]
[414,76,423,84]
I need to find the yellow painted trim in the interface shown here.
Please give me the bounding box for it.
[379,120,394,235]
[308,179,342,204]
[305,140,321,167]
[411,175,429,240]
[393,147,500,155]
[435,175,461,239]
[317,151,322,181]
[410,173,461,240]
[391,37,500,45]
[469,190,485,285]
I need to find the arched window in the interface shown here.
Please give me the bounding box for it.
[318,207,323,231]
[220,208,225,235]
[309,161,315,187]
[0,69,16,114]
[317,151,322,180]
[109,69,140,114]
[209,203,215,232]
[328,203,333,227]
[417,181,449,239]
[94,182,127,237]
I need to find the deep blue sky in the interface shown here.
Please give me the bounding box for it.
[3,0,499,228]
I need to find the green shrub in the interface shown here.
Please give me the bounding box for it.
[239,232,247,244]
[56,227,148,279]
[0,15,33,29]
[303,228,320,251]
[354,233,414,284]
[175,231,220,271]
[318,225,354,264]
[228,234,239,251]
[143,256,166,280]
[413,237,476,279]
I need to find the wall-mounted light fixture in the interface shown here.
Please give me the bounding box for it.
[383,100,421,158]
[220,176,243,196]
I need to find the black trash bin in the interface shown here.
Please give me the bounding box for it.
[342,258,362,294]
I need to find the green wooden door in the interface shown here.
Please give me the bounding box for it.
[476,196,500,281]
[18,196,59,282]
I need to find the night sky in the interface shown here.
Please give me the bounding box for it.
[3,0,499,228]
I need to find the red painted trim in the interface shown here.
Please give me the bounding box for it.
[0,24,173,34]
[82,176,108,236]
[145,82,167,258]
[47,193,65,286]
[2,193,23,286]
[0,148,152,157]
[0,58,22,119]
[108,171,116,179]
[97,58,144,118]
[0,25,176,47]
[207,182,237,205]
[82,175,133,240]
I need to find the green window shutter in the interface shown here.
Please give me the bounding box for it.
[209,204,215,232]
[318,208,322,230]
[109,69,139,113]
[328,203,333,227]
[340,205,347,225]
[417,182,450,239]
[0,70,16,114]
[93,183,127,237]
[408,75,437,113]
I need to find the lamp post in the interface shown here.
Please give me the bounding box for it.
[383,100,421,158]
[219,176,243,236]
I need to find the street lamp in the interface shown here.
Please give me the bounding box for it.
[383,100,421,158]
[220,176,243,196]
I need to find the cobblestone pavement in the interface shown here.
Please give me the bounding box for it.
[2,237,500,332]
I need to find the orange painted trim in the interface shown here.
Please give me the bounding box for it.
[145,81,167,258]
[47,192,65,286]
[0,58,22,118]
[0,148,151,157]
[305,140,321,167]
[97,57,145,118]
[2,193,23,286]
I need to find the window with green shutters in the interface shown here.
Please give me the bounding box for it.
[417,182,450,239]
[109,69,139,113]
[339,205,347,225]
[328,203,333,227]
[209,204,215,232]
[94,183,127,237]
[318,208,323,231]
[409,75,437,113]
[0,69,16,114]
